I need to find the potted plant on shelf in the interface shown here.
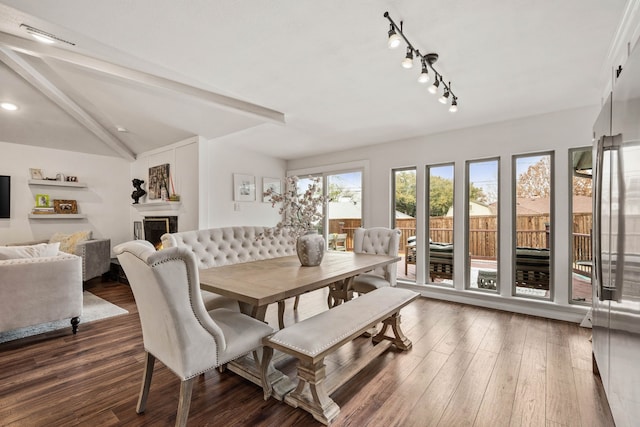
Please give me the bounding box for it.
[262,175,326,266]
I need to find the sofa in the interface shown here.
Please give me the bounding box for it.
[515,247,550,290]
[11,232,111,283]
[0,245,83,334]
[405,239,454,281]
[161,226,296,312]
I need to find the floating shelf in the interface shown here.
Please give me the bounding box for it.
[28,179,87,188]
[132,201,182,211]
[28,214,88,219]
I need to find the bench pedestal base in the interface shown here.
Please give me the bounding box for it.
[285,360,340,425]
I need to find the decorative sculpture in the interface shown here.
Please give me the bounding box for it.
[131,179,147,204]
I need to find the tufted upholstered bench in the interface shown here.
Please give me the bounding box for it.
[161,226,297,313]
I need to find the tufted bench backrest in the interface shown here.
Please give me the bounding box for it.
[161,226,296,270]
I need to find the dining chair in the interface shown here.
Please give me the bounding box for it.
[114,240,274,427]
[351,227,401,294]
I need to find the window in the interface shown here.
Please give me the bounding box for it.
[569,147,592,304]
[512,153,553,299]
[427,164,455,285]
[393,168,417,283]
[466,159,499,292]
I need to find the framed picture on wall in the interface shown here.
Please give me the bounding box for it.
[233,174,255,201]
[262,177,281,203]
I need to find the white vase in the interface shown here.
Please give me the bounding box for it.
[296,230,325,266]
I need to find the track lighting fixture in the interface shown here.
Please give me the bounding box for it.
[384,12,458,112]
[402,47,414,69]
[387,24,402,49]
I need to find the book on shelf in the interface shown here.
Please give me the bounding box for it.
[31,207,55,214]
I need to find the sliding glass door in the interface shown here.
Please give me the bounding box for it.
[326,171,362,252]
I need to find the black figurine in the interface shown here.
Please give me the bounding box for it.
[131,178,147,204]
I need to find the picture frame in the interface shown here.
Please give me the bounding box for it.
[233,173,256,202]
[30,168,44,180]
[35,194,50,207]
[53,199,78,214]
[148,163,170,200]
[262,177,281,203]
[133,221,143,240]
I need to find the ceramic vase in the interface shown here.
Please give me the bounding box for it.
[296,230,325,266]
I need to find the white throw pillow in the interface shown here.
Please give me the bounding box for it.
[0,242,61,260]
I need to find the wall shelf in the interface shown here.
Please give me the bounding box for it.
[28,214,88,219]
[28,179,87,188]
[132,202,182,211]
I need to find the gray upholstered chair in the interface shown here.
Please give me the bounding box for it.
[114,240,274,427]
[351,227,401,294]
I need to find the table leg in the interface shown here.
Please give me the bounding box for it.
[228,303,296,400]
[327,277,354,307]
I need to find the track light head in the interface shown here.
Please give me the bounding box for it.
[387,25,402,49]
[439,88,450,104]
[449,98,458,113]
[428,77,440,94]
[402,47,414,69]
[417,60,430,83]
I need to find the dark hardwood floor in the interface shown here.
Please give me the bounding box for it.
[0,279,614,426]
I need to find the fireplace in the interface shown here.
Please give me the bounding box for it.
[143,216,178,249]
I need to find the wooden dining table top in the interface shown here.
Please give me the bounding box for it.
[198,251,400,307]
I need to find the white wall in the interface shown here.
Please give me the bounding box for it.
[201,136,286,228]
[131,136,201,233]
[131,135,286,232]
[0,141,131,250]
[288,106,600,321]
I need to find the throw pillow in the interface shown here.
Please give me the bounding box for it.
[49,230,92,254]
[0,242,61,260]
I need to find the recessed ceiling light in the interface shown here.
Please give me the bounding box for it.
[19,24,76,46]
[1,102,18,111]
[116,126,128,133]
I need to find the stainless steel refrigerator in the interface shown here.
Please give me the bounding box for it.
[592,40,640,427]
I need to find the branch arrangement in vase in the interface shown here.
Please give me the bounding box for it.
[260,175,326,241]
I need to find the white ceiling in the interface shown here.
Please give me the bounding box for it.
[0,0,630,160]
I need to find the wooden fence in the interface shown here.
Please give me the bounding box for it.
[329,212,592,262]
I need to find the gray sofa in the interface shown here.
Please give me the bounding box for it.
[12,238,111,283]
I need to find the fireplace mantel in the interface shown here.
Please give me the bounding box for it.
[132,202,182,212]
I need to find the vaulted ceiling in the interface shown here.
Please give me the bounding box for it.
[0,1,630,160]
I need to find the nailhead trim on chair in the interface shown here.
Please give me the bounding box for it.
[150,255,222,374]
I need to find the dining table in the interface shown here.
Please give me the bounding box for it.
[198,251,400,399]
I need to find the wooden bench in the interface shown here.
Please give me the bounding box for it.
[261,287,419,425]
